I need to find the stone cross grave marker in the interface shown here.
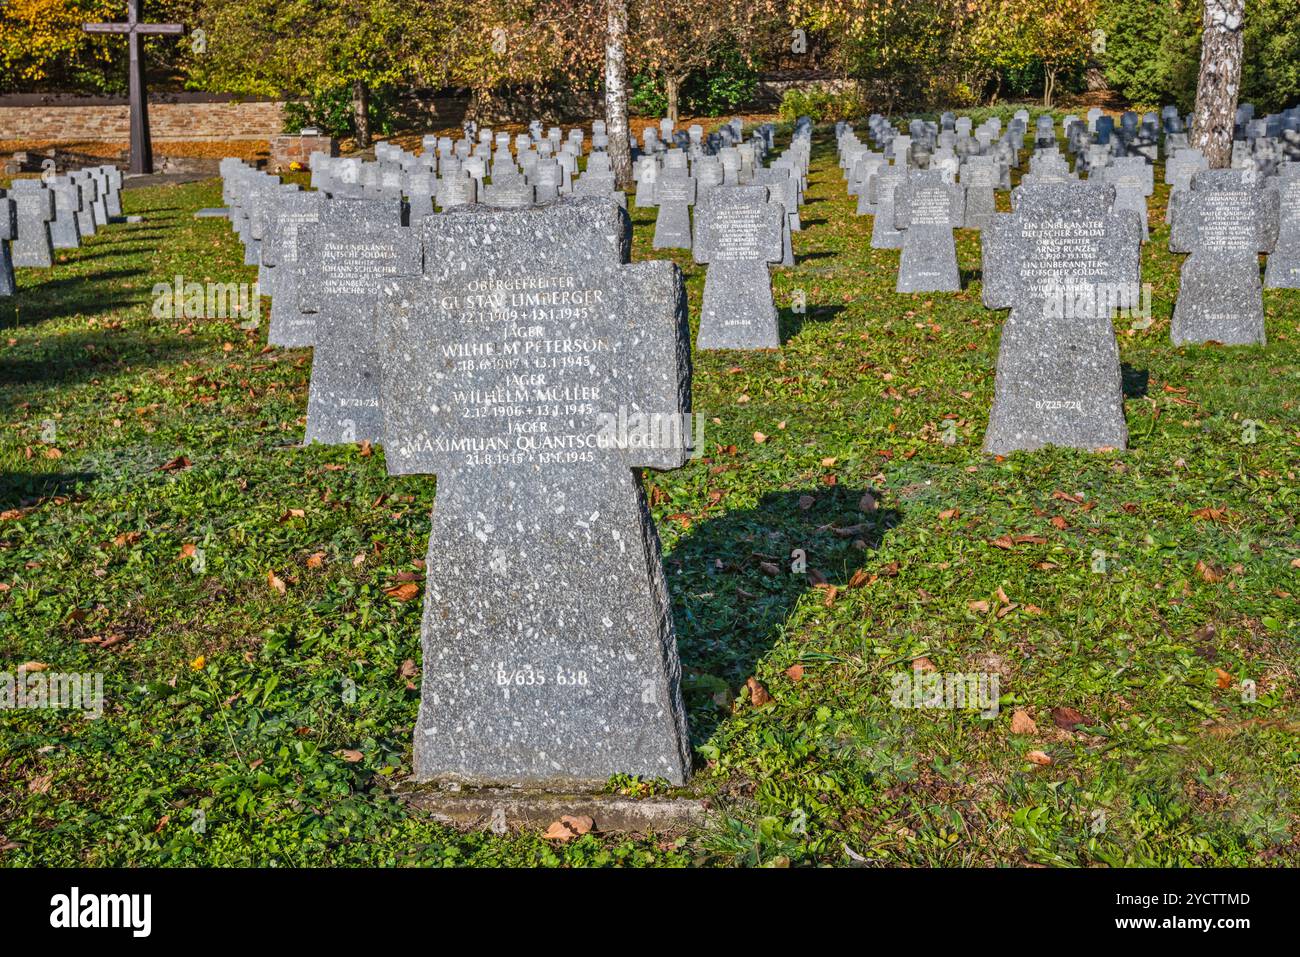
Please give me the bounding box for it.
[652,173,695,250]
[297,198,419,444]
[377,196,694,787]
[694,184,786,350]
[1170,168,1279,346]
[893,169,964,293]
[9,183,55,268]
[264,190,326,346]
[981,181,1142,454]
[870,165,906,249]
[0,194,16,296]
[49,179,84,249]
[1265,165,1300,289]
[1098,156,1153,240]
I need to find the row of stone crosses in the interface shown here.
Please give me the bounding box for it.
[0,166,126,296]
[834,103,1299,458]
[207,114,828,786]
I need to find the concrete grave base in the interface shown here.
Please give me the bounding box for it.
[397,783,711,834]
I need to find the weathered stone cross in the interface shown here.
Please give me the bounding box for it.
[379,197,695,787]
[83,0,186,175]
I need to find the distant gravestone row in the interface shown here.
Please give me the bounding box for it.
[0,166,123,295]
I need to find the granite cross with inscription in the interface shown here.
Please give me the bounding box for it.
[83,1,186,175]
[893,169,964,293]
[1170,169,1279,346]
[298,198,418,445]
[378,196,694,787]
[694,185,785,350]
[982,182,1142,454]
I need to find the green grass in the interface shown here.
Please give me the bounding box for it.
[2,125,1299,867]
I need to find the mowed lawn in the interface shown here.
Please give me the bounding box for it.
[2,117,1299,867]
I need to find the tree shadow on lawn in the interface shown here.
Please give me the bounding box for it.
[0,328,195,410]
[0,470,96,511]
[5,268,151,328]
[1121,363,1149,399]
[664,485,902,745]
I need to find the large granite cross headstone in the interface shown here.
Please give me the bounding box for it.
[693,185,785,350]
[982,182,1142,454]
[298,198,418,444]
[1170,169,1279,346]
[378,196,694,786]
[893,169,964,293]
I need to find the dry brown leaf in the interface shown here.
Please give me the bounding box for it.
[1051,706,1095,730]
[156,455,191,473]
[338,749,363,763]
[542,815,595,841]
[267,570,287,595]
[399,659,419,678]
[385,582,421,602]
[797,495,815,510]
[753,431,768,444]
[785,664,804,681]
[912,656,937,673]
[1027,750,1052,766]
[179,543,197,559]
[938,508,960,521]
[306,552,325,569]
[112,531,142,547]
[1010,709,1037,735]
[1195,560,1225,583]
[1215,668,1233,690]
[858,491,878,513]
[759,561,781,576]
[17,661,47,674]
[28,775,52,794]
[747,677,773,707]
[968,599,990,613]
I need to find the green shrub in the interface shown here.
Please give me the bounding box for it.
[282,86,398,139]
[778,85,860,124]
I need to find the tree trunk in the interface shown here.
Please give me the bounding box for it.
[1043,68,1056,108]
[1190,0,1245,168]
[605,0,633,188]
[353,79,371,149]
[666,74,684,125]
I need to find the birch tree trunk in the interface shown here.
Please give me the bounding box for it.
[605,0,633,188]
[1190,0,1245,169]
[353,80,371,150]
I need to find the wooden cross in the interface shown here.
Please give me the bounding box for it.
[83,0,185,175]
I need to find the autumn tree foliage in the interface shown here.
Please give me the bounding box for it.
[630,0,788,123]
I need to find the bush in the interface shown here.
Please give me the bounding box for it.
[282,85,398,139]
[778,84,860,124]
[628,49,760,118]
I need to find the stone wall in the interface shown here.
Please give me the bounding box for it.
[0,95,285,142]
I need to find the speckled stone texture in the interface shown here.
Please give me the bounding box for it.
[693,185,785,350]
[870,165,906,249]
[651,174,695,249]
[1170,169,1279,346]
[9,183,54,268]
[0,195,15,296]
[265,191,326,346]
[379,196,694,788]
[1264,167,1300,289]
[298,197,416,445]
[893,170,964,293]
[982,182,1142,455]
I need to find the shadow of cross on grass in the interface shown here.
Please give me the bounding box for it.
[0,469,96,512]
[662,485,902,745]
